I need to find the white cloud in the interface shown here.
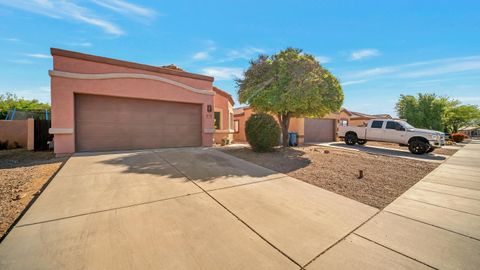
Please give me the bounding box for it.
[342,79,368,86]
[221,47,265,62]
[91,0,156,19]
[350,48,381,60]
[399,59,480,78]
[66,42,93,47]
[3,37,20,42]
[315,55,331,64]
[0,0,124,35]
[202,67,243,80]
[344,55,480,80]
[455,96,480,102]
[193,51,209,60]
[24,53,51,59]
[191,40,217,61]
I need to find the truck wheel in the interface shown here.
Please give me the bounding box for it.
[345,133,358,145]
[358,139,367,145]
[409,140,428,154]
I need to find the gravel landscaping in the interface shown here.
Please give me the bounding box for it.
[0,149,66,239]
[220,145,439,209]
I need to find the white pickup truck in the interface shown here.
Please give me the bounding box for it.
[338,119,445,154]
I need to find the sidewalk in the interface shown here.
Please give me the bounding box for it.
[308,140,480,270]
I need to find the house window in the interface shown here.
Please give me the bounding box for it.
[234,120,239,133]
[214,111,221,129]
[339,119,348,126]
[230,113,234,130]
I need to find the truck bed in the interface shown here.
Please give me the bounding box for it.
[338,125,367,139]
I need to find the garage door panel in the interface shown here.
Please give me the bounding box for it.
[304,118,335,143]
[75,94,202,151]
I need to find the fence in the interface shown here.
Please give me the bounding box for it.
[0,119,51,150]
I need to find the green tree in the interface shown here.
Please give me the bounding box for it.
[237,48,343,146]
[0,92,51,118]
[395,93,456,131]
[445,105,480,132]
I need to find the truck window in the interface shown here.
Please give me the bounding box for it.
[386,121,400,130]
[371,120,383,129]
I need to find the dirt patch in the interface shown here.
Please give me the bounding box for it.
[0,149,67,239]
[365,141,459,156]
[220,146,438,209]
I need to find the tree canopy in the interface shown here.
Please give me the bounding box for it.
[0,92,51,118]
[395,93,480,132]
[237,48,343,146]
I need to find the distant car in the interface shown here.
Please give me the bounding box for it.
[338,119,445,154]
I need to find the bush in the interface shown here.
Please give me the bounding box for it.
[245,113,280,152]
[0,140,8,150]
[451,133,467,143]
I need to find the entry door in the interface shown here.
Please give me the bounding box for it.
[75,94,202,152]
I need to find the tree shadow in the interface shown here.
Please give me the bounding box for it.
[217,146,312,174]
[95,147,305,182]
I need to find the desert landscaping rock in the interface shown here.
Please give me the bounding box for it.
[221,145,438,209]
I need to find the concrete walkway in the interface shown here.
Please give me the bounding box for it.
[308,140,480,269]
[0,147,377,269]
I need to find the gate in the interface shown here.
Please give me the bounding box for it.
[34,120,52,151]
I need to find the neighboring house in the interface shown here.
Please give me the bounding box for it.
[49,48,234,155]
[459,126,480,137]
[233,107,352,144]
[212,87,235,144]
[348,111,393,126]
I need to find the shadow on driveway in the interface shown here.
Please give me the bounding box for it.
[94,148,287,182]
[320,142,447,163]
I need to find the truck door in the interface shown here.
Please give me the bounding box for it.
[368,120,385,141]
[384,121,406,143]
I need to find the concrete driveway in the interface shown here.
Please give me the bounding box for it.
[318,142,448,163]
[0,148,377,269]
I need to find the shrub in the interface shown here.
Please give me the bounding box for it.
[0,140,8,150]
[245,113,280,152]
[451,133,467,143]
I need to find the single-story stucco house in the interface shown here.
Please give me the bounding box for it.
[459,126,480,137]
[348,111,393,126]
[49,48,234,155]
[233,107,352,144]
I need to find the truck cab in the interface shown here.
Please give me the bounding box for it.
[338,119,445,154]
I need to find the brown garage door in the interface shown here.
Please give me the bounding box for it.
[75,94,202,152]
[304,118,336,143]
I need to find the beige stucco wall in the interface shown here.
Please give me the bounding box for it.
[0,119,34,149]
[50,52,215,155]
[233,109,352,144]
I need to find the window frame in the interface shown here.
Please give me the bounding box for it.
[234,120,239,133]
[214,111,222,130]
[371,120,384,129]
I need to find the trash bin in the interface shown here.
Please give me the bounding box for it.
[288,132,298,146]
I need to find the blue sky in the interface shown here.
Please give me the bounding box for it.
[1,0,479,116]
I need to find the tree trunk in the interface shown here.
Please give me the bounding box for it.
[278,113,291,147]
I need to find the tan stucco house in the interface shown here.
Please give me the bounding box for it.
[233,107,352,144]
[348,111,393,126]
[49,48,234,155]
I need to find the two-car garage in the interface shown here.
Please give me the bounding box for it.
[74,94,203,152]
